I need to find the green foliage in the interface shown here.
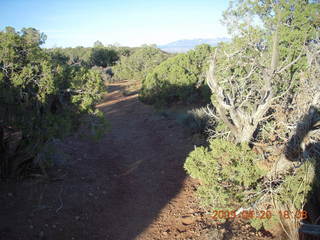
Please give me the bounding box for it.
[47,45,126,68]
[249,159,317,232]
[184,0,320,236]
[113,45,169,81]
[47,44,137,71]
[93,40,104,48]
[277,159,316,210]
[177,107,210,134]
[250,215,280,232]
[69,68,105,111]
[47,47,91,66]
[140,44,214,106]
[47,44,138,70]
[0,27,106,178]
[221,0,318,93]
[89,47,118,67]
[207,0,319,144]
[184,139,265,209]
[112,46,134,57]
[21,27,47,46]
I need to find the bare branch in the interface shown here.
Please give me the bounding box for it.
[276,51,304,74]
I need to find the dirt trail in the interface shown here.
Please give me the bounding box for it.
[0,82,209,240]
[0,82,274,240]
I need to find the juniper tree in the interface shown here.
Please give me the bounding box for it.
[206,0,319,143]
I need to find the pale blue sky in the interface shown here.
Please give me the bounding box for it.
[0,0,230,47]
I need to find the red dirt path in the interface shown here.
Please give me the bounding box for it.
[0,82,274,240]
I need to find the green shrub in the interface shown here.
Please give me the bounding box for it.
[89,47,118,67]
[184,138,317,233]
[140,44,214,106]
[0,27,106,178]
[47,47,91,66]
[113,45,169,81]
[177,107,210,134]
[47,45,132,68]
[184,139,265,209]
[277,159,316,210]
[250,159,316,234]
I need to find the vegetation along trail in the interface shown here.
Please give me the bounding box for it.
[1,1,319,239]
[0,81,203,240]
[1,81,275,240]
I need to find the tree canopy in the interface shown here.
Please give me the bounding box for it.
[206,0,319,143]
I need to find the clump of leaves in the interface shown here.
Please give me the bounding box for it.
[177,107,210,134]
[113,45,169,82]
[276,159,316,210]
[140,44,214,106]
[249,159,316,237]
[184,139,265,209]
[89,47,118,67]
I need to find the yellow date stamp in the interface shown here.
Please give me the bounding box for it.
[212,210,308,220]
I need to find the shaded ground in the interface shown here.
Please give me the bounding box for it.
[0,81,274,240]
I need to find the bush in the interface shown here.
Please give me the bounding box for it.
[91,66,114,84]
[0,27,106,178]
[113,45,169,81]
[184,139,265,209]
[89,47,118,67]
[140,44,214,106]
[177,107,210,134]
[250,159,316,236]
[47,46,131,68]
[184,138,317,235]
[47,47,91,66]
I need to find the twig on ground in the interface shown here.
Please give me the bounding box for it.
[56,186,64,213]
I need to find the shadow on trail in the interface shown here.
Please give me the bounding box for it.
[93,83,194,239]
[0,82,195,240]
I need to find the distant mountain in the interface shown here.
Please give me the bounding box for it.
[158,38,230,53]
